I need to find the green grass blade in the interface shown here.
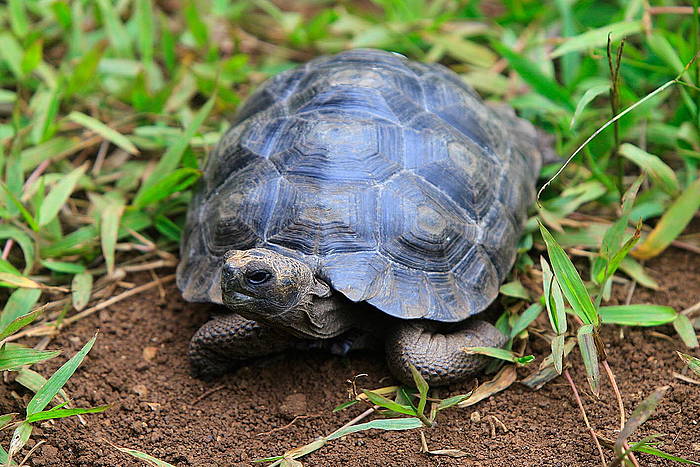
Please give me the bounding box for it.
[111,446,176,467]
[0,344,60,371]
[619,144,679,195]
[633,177,700,259]
[26,334,97,416]
[0,225,35,274]
[577,324,600,396]
[0,307,43,341]
[633,445,700,465]
[540,256,567,334]
[0,288,41,330]
[673,314,699,349]
[38,163,87,227]
[599,305,677,326]
[132,167,201,208]
[570,83,609,129]
[7,421,32,464]
[677,351,700,377]
[409,364,429,417]
[539,222,599,326]
[492,42,574,111]
[463,347,534,366]
[510,303,543,338]
[136,95,214,195]
[8,0,29,38]
[96,0,134,58]
[67,111,139,155]
[0,32,24,79]
[26,405,110,423]
[551,334,566,374]
[136,0,155,65]
[327,418,423,441]
[361,390,416,416]
[550,20,642,58]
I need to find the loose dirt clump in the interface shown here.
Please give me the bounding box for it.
[1,247,699,466]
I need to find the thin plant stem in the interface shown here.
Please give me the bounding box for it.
[564,368,607,466]
[602,360,640,467]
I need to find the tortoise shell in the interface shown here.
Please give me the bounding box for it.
[177,49,543,322]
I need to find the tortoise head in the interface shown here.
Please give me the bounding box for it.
[220,248,336,337]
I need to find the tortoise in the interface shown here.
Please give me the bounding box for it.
[177,49,547,386]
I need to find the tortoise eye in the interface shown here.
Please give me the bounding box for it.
[246,270,272,285]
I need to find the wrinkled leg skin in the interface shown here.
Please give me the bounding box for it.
[384,320,507,386]
[189,313,298,379]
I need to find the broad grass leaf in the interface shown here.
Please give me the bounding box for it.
[20,39,42,76]
[101,197,125,277]
[618,257,659,290]
[0,272,40,289]
[492,42,574,111]
[7,421,31,464]
[615,386,669,456]
[550,20,643,58]
[551,334,566,374]
[326,417,423,440]
[71,272,93,311]
[599,305,677,326]
[463,347,534,366]
[8,0,28,37]
[577,324,600,396]
[437,393,472,411]
[0,225,34,274]
[647,33,693,83]
[30,86,61,145]
[154,214,182,242]
[132,167,201,208]
[26,405,110,423]
[539,222,599,326]
[0,32,23,78]
[673,314,699,348]
[619,144,679,195]
[541,256,567,334]
[510,303,543,338]
[110,446,176,467]
[67,111,139,155]
[632,445,700,465]
[26,334,97,416]
[633,177,700,259]
[41,260,85,274]
[136,94,214,195]
[0,413,16,430]
[96,0,133,58]
[0,307,43,341]
[135,0,155,65]
[0,344,60,371]
[499,280,530,300]
[677,352,700,377]
[409,364,429,416]
[570,83,609,129]
[19,136,75,172]
[38,163,87,227]
[0,288,41,330]
[361,390,416,416]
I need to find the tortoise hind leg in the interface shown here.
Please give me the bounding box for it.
[384,320,507,386]
[189,313,297,379]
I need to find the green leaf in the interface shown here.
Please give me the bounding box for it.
[541,257,567,334]
[633,177,700,259]
[67,112,139,155]
[332,400,358,412]
[110,446,176,467]
[599,305,677,326]
[492,42,574,111]
[0,307,43,341]
[615,386,668,456]
[26,405,110,423]
[570,83,609,129]
[463,347,534,366]
[673,314,699,349]
[66,42,106,97]
[41,260,86,274]
[0,344,60,371]
[154,214,182,242]
[21,39,43,76]
[136,94,214,195]
[437,393,472,411]
[0,413,17,430]
[510,303,543,338]
[8,0,29,37]
[409,364,429,417]
[577,324,600,396]
[361,390,416,416]
[0,272,40,289]
[677,352,700,377]
[0,288,41,330]
[327,417,423,441]
[96,0,134,58]
[135,0,155,65]
[633,445,700,465]
[551,334,566,374]
[539,222,599,326]
[26,334,97,416]
[0,225,34,274]
[101,197,125,277]
[184,0,209,48]
[38,164,87,227]
[550,20,643,58]
[618,257,660,290]
[30,86,62,145]
[7,421,32,463]
[71,272,93,311]
[619,144,679,195]
[499,280,530,300]
[132,167,201,208]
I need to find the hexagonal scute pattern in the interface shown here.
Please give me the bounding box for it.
[178,49,545,322]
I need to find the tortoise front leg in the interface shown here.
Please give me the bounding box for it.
[384,320,507,386]
[189,313,298,379]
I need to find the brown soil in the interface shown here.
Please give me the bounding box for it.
[2,247,699,466]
